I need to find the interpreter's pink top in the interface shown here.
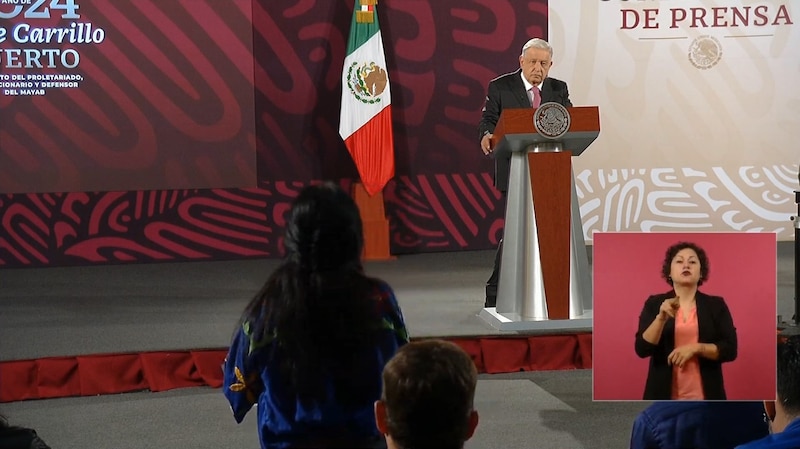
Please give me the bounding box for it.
[671,306,704,400]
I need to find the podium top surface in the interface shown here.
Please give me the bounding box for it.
[492,106,600,157]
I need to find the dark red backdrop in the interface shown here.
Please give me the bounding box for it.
[0,0,548,267]
[0,0,257,193]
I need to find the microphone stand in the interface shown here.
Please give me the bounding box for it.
[780,189,800,338]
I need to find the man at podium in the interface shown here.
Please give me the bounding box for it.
[478,38,573,308]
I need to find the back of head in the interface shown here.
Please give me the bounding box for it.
[240,182,378,405]
[283,181,363,273]
[778,335,800,417]
[381,339,478,449]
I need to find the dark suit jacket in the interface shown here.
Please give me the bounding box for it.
[630,402,768,449]
[0,426,52,449]
[634,291,738,400]
[478,69,572,192]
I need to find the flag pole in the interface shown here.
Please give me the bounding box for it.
[339,0,395,260]
[352,182,393,260]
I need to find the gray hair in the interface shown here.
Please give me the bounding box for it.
[521,38,553,58]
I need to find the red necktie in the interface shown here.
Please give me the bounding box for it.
[530,86,541,108]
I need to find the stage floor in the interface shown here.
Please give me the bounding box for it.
[1,249,507,361]
[1,243,796,362]
[0,243,795,449]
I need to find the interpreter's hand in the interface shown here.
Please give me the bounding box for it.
[658,297,679,321]
[668,344,699,369]
[481,133,494,155]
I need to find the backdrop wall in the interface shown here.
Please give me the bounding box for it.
[0,0,549,266]
[1,1,796,268]
[0,0,257,194]
[550,1,800,241]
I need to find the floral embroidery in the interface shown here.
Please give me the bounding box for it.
[229,366,258,404]
[382,317,409,342]
[243,321,276,355]
[229,367,247,392]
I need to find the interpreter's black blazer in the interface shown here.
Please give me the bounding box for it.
[634,291,737,400]
[478,69,572,192]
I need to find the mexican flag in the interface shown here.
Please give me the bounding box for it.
[339,0,395,196]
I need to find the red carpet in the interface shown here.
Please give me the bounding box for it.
[0,333,592,403]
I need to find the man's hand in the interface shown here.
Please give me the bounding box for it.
[481,133,494,155]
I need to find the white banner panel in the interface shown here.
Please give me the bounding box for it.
[550,1,800,240]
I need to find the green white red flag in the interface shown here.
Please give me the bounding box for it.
[339,0,395,196]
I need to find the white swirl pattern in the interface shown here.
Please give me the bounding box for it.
[577,164,799,241]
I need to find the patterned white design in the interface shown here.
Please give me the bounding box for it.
[577,164,799,241]
[550,1,799,244]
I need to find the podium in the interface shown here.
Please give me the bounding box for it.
[479,105,599,331]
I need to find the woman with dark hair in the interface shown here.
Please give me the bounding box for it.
[634,241,737,400]
[0,413,51,449]
[222,182,408,449]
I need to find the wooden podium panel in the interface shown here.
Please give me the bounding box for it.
[529,151,572,320]
[492,106,600,156]
[480,105,599,327]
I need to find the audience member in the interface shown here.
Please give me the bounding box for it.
[0,413,52,449]
[630,402,768,449]
[375,339,479,449]
[736,334,800,448]
[222,182,409,449]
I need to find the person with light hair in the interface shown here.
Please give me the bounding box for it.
[375,339,479,449]
[478,37,572,308]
